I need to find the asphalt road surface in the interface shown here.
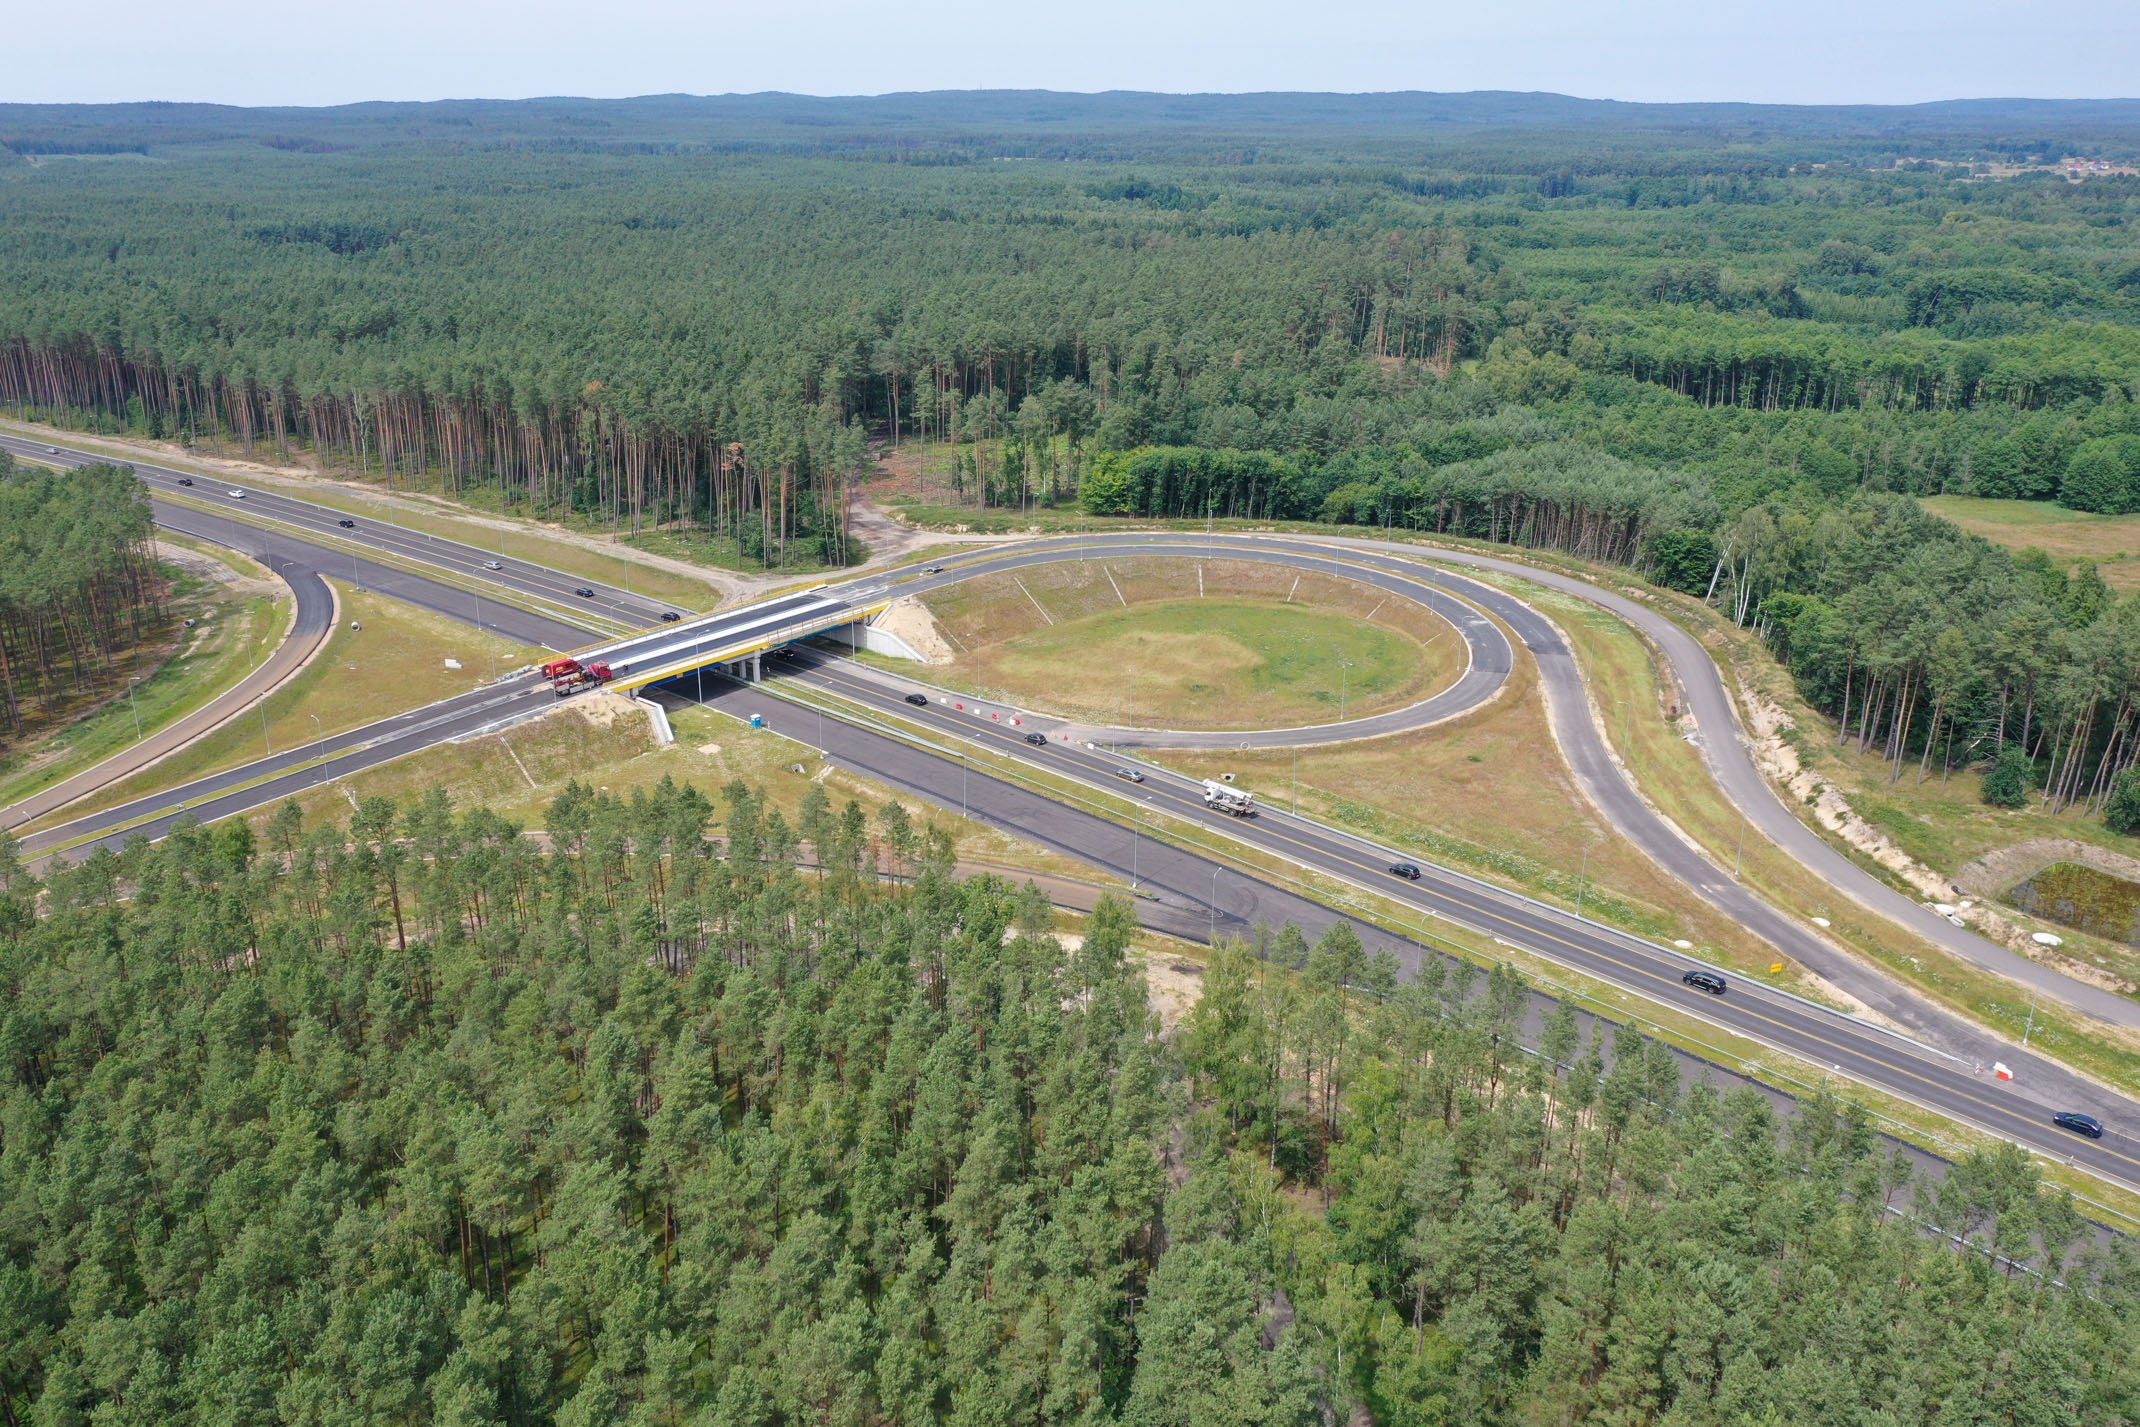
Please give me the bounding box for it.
[12,435,2138,1201]
[685,668,2140,1202]
[0,526,335,830]
[877,535,2140,1040]
[0,432,679,631]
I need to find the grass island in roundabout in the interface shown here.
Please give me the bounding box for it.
[901,557,1468,731]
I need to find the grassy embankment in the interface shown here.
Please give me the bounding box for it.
[0,417,723,608]
[247,694,1114,891]
[759,671,2140,1227]
[0,534,286,811]
[903,551,1822,994]
[910,557,1462,729]
[1452,566,2140,1097]
[28,582,548,831]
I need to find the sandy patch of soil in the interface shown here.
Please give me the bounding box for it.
[873,597,958,662]
[1737,684,2136,996]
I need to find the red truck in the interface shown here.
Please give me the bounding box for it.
[542,658,614,697]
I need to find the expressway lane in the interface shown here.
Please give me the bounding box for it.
[151,501,596,652]
[17,586,892,863]
[884,535,2140,1041]
[758,650,2140,1197]
[10,446,2137,1196]
[18,677,558,862]
[0,433,684,630]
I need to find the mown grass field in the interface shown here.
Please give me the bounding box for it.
[915,556,1461,729]
[1920,494,2140,590]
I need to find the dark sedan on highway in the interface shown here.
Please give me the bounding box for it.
[2054,1111,2104,1140]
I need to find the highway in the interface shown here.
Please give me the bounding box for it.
[11,432,2140,1200]
[0,518,335,830]
[749,646,2140,1198]
[0,432,679,631]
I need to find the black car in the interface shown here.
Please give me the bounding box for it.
[1024,732,1047,746]
[2053,1111,2104,1140]
[660,611,682,622]
[1388,862,1422,880]
[904,693,930,706]
[1682,970,1728,995]
[573,587,594,598]
[176,476,194,486]
[337,518,356,528]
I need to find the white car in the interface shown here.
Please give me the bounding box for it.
[227,488,246,499]
[483,560,503,571]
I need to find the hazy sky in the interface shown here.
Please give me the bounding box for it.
[16,0,2139,107]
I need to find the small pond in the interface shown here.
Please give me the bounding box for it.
[2000,861,2140,950]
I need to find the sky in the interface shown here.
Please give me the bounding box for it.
[14,0,2140,108]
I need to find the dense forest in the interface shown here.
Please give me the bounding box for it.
[2,785,2136,1426]
[5,95,2140,803]
[3,93,2139,571]
[0,458,163,739]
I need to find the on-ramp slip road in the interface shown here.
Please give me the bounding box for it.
[0,527,335,831]
[12,433,2139,1201]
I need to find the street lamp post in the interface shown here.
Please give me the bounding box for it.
[1575,839,1592,919]
[2023,989,2037,1048]
[1339,660,1354,721]
[126,678,142,743]
[1209,865,1220,943]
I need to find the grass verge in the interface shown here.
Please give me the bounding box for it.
[26,583,548,830]
[2,417,723,608]
[0,535,287,810]
[768,673,2140,1224]
[1459,566,2140,1097]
